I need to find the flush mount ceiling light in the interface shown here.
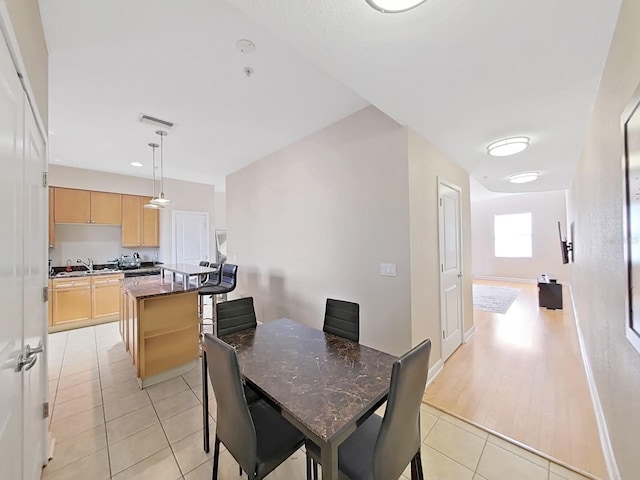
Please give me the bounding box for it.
[149,130,172,206]
[487,136,530,156]
[130,161,143,167]
[365,0,428,13]
[508,172,540,184]
[143,142,163,209]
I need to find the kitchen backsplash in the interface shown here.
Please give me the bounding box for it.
[49,224,159,266]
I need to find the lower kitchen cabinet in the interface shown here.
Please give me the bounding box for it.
[50,277,92,326]
[49,273,124,332]
[92,274,123,318]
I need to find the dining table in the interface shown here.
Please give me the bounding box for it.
[202,317,398,480]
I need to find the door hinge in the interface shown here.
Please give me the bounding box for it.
[442,330,445,339]
[42,171,49,187]
[441,264,444,272]
[439,198,442,206]
[43,402,49,418]
[42,286,48,302]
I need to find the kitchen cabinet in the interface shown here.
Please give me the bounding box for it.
[54,187,122,225]
[122,195,159,247]
[49,273,124,331]
[48,187,55,247]
[92,274,123,318]
[50,277,92,326]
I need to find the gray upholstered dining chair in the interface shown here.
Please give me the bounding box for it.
[305,338,432,480]
[323,298,359,342]
[203,333,305,480]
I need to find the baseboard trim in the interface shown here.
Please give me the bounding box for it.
[472,275,538,284]
[569,285,620,480]
[426,359,443,387]
[463,325,477,343]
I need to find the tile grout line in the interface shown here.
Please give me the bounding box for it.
[147,380,189,479]
[94,326,114,480]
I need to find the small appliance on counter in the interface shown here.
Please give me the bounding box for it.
[118,253,141,270]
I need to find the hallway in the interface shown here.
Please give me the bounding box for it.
[425,280,606,479]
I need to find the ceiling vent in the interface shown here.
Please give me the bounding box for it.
[139,114,174,130]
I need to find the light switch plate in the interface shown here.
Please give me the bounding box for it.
[380,263,397,277]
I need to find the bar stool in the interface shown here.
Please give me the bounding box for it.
[197,262,221,322]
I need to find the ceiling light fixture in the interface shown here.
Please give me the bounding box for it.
[130,161,143,167]
[365,0,428,13]
[143,143,163,209]
[150,130,172,206]
[508,172,540,184]
[487,137,530,156]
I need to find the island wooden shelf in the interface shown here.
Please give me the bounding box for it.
[120,275,199,388]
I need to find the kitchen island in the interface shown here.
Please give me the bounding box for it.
[120,275,199,388]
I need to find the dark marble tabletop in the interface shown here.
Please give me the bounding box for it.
[121,274,199,300]
[221,318,397,443]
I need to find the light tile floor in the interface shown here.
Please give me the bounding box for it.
[43,322,595,480]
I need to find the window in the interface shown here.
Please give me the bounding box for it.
[494,213,532,258]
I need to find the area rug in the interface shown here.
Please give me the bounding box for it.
[472,285,520,314]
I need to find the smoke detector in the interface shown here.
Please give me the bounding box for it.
[236,39,256,54]
[139,114,175,130]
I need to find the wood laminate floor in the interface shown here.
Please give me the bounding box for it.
[425,280,607,479]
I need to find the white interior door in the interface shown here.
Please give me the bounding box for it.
[439,180,464,361]
[172,211,210,265]
[0,30,26,480]
[22,96,47,480]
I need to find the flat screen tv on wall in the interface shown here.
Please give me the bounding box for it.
[558,221,571,264]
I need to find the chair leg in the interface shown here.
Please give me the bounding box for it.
[412,449,424,480]
[202,351,210,453]
[306,454,312,480]
[212,436,220,480]
[313,459,318,480]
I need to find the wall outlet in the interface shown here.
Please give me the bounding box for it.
[380,263,397,277]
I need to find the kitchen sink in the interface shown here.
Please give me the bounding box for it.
[55,268,121,278]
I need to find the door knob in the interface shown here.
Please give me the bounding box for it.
[16,344,44,372]
[458,272,463,278]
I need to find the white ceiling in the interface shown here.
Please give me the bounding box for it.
[39,0,622,194]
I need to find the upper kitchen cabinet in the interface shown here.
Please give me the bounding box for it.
[48,187,55,247]
[91,191,122,224]
[122,195,159,247]
[54,187,122,225]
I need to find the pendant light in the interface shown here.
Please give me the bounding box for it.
[150,130,172,205]
[143,142,163,209]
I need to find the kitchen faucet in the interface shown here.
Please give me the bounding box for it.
[77,258,94,273]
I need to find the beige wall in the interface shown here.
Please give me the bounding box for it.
[568,0,640,477]
[4,0,48,128]
[227,107,473,361]
[471,190,570,283]
[49,165,218,265]
[408,129,473,362]
[227,106,413,356]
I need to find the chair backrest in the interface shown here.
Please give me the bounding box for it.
[219,263,238,290]
[205,262,222,286]
[323,298,359,342]
[203,334,257,473]
[216,297,257,337]
[198,261,210,283]
[373,339,431,480]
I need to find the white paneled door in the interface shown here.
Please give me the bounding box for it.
[0,28,47,480]
[172,211,210,265]
[439,180,464,362]
[22,93,47,480]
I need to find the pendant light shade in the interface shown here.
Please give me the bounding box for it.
[365,0,428,13]
[150,130,173,206]
[143,142,163,209]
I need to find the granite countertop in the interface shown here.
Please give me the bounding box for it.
[220,318,398,443]
[50,262,161,279]
[121,275,199,300]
